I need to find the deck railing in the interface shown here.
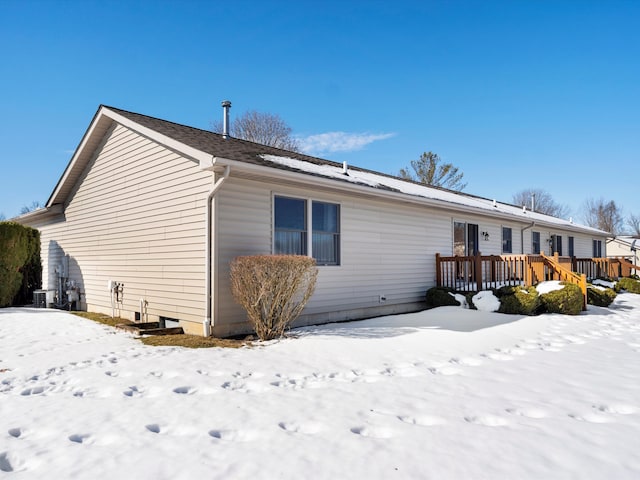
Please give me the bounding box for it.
[436,251,589,310]
[574,256,639,279]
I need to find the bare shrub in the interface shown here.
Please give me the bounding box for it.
[230,255,318,340]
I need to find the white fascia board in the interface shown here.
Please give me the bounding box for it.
[11,204,63,224]
[199,156,234,172]
[220,158,607,236]
[102,107,213,165]
[46,109,110,208]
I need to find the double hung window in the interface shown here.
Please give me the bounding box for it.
[274,195,340,265]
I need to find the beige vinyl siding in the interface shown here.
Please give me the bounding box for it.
[34,123,212,326]
[214,177,451,336]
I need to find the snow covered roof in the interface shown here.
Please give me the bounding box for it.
[260,154,609,236]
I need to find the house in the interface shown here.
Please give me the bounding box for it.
[606,236,639,265]
[15,105,611,337]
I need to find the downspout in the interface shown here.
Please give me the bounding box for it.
[521,221,535,254]
[203,165,231,336]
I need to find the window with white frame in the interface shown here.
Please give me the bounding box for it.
[502,227,512,253]
[274,195,340,265]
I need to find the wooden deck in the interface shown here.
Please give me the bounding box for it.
[435,252,638,311]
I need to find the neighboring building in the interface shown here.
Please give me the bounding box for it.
[15,105,610,337]
[607,236,639,265]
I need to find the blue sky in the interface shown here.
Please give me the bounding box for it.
[1,0,638,224]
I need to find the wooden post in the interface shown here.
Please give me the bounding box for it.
[580,273,587,311]
[435,253,442,286]
[474,252,483,291]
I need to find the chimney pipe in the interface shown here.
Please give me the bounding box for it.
[531,193,536,212]
[221,100,231,139]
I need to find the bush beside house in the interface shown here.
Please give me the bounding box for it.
[425,287,461,308]
[616,277,640,294]
[230,255,318,341]
[496,286,541,315]
[587,286,617,307]
[0,222,41,307]
[538,283,583,315]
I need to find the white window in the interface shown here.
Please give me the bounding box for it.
[274,195,340,265]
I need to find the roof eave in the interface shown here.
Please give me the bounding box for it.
[212,157,608,237]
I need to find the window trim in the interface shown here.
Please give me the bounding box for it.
[272,193,341,266]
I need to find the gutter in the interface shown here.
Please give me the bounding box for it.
[520,221,535,254]
[203,164,231,337]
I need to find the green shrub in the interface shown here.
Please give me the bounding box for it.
[497,285,541,315]
[230,255,318,340]
[616,277,640,294]
[425,286,460,308]
[0,222,41,307]
[539,282,584,315]
[587,286,617,307]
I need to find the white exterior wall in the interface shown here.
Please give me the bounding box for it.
[213,177,452,336]
[31,124,212,333]
[212,176,611,336]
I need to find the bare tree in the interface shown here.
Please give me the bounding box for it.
[582,197,624,234]
[512,188,570,218]
[627,213,640,236]
[212,110,300,152]
[0,213,5,221]
[399,151,467,191]
[20,201,42,215]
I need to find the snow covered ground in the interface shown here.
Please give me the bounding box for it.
[1,294,640,479]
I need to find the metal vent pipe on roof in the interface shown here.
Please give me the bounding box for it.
[221,100,231,139]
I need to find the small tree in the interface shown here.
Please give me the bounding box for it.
[512,188,569,218]
[213,110,301,152]
[399,152,466,191]
[582,197,624,234]
[627,213,640,236]
[230,255,318,340]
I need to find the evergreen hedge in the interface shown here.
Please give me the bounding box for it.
[616,277,640,294]
[587,286,617,307]
[0,222,41,307]
[539,282,583,315]
[496,285,541,315]
[425,286,460,308]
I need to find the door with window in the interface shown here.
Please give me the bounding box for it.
[551,234,563,256]
[453,222,479,256]
[453,221,479,282]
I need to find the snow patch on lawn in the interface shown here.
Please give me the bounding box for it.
[1,296,640,479]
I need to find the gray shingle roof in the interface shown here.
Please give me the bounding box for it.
[105,105,341,170]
